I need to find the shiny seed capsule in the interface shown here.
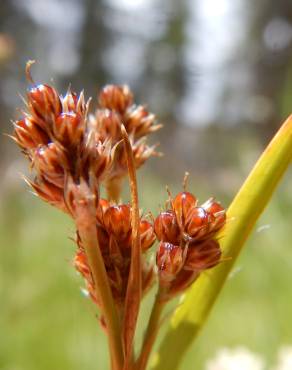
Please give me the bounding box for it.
[154,210,181,245]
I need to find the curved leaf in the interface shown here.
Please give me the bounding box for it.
[152,115,292,370]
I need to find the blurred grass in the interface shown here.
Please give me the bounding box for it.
[0,152,291,370]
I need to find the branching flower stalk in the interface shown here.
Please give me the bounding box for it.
[14,61,273,370]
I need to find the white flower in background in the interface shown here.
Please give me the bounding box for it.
[206,347,265,370]
[273,346,292,370]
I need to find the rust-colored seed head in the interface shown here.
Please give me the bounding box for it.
[61,90,87,116]
[155,189,226,300]
[172,191,197,229]
[98,84,133,114]
[31,176,66,212]
[94,109,121,142]
[103,204,132,241]
[53,112,84,146]
[154,210,181,245]
[124,105,157,139]
[14,118,49,149]
[33,142,67,188]
[156,242,184,285]
[185,240,221,272]
[168,269,199,297]
[62,91,78,112]
[28,84,62,125]
[202,198,226,232]
[185,207,209,240]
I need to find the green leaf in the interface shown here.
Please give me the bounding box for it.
[152,115,292,370]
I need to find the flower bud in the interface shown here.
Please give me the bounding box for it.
[154,210,181,245]
[53,112,84,146]
[156,242,184,285]
[103,204,132,241]
[27,84,62,125]
[173,191,197,229]
[185,240,221,272]
[139,220,156,251]
[98,84,133,114]
[14,117,49,149]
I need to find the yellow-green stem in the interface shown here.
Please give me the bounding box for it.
[74,181,124,370]
[153,115,292,370]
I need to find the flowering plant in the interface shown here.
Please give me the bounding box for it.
[11,62,292,370]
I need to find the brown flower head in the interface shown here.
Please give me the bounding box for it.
[75,199,156,307]
[154,188,226,300]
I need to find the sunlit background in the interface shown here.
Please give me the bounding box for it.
[0,1,291,369]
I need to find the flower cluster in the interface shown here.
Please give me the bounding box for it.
[13,82,160,210]
[12,67,227,370]
[91,85,161,183]
[13,79,160,312]
[155,191,226,300]
[75,199,155,307]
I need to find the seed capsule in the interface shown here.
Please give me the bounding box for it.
[172,191,197,229]
[62,91,78,112]
[156,242,184,284]
[27,84,62,125]
[98,84,133,114]
[103,204,132,241]
[95,109,121,142]
[185,240,221,272]
[168,269,199,297]
[139,220,156,251]
[53,112,84,146]
[202,198,226,232]
[185,207,209,241]
[14,117,49,149]
[124,105,157,139]
[154,210,181,245]
[30,176,66,212]
[33,143,67,187]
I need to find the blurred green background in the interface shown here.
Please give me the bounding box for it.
[0,0,291,369]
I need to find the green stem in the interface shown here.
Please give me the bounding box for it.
[74,180,124,370]
[153,115,292,370]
